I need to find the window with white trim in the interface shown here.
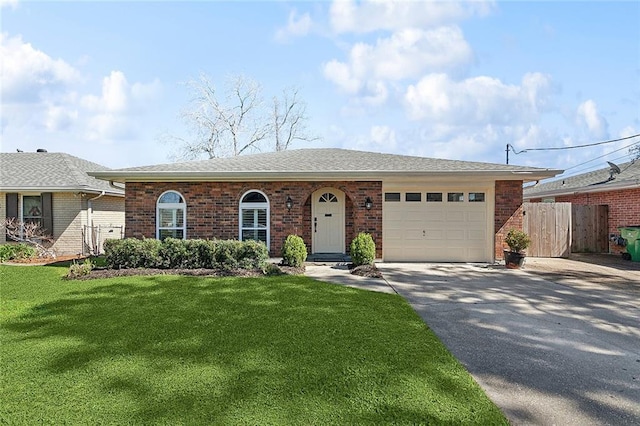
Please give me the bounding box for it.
[156,191,186,240]
[239,190,269,246]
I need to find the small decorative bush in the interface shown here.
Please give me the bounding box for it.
[281,235,307,267]
[0,243,37,262]
[66,259,94,279]
[505,229,531,253]
[350,232,376,266]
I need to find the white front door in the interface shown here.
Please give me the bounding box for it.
[312,188,345,253]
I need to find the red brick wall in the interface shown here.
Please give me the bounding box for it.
[529,187,640,254]
[494,180,524,260]
[125,181,383,257]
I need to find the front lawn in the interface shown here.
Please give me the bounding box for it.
[0,265,506,424]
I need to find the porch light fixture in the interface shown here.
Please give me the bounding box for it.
[285,196,293,211]
[365,196,373,210]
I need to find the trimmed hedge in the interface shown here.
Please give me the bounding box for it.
[104,238,268,270]
[350,232,376,266]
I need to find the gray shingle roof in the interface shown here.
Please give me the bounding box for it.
[524,160,640,198]
[90,148,560,182]
[0,152,124,195]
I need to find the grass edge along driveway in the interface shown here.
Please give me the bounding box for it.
[0,265,506,425]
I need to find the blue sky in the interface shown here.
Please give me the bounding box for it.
[2,0,639,180]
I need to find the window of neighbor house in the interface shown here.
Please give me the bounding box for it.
[23,195,43,227]
[156,191,186,240]
[239,190,269,247]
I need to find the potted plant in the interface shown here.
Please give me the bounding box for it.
[504,229,531,269]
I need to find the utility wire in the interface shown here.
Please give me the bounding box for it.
[560,140,639,173]
[524,133,640,152]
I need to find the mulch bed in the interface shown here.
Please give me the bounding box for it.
[68,263,306,281]
[350,263,384,278]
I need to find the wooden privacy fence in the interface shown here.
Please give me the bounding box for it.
[523,203,608,257]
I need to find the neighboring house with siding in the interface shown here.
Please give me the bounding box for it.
[1,151,125,256]
[90,148,560,262]
[524,160,640,254]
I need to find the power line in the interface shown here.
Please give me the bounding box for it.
[560,140,639,173]
[525,133,640,152]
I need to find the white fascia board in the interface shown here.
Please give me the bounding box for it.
[0,187,124,197]
[90,169,562,183]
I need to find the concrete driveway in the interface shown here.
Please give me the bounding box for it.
[378,261,640,425]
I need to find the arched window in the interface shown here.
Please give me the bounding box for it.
[156,190,186,240]
[239,190,269,247]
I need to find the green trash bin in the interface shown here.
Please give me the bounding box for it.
[619,226,640,262]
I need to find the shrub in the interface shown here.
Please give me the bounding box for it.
[350,232,375,266]
[214,240,241,270]
[66,259,94,279]
[238,240,269,269]
[139,238,162,268]
[104,238,161,268]
[184,239,216,269]
[104,237,269,271]
[281,235,307,267]
[0,243,37,262]
[159,237,188,268]
[505,229,531,253]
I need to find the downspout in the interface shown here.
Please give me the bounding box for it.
[87,191,105,255]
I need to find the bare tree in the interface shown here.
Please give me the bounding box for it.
[1,218,56,258]
[165,73,318,160]
[272,87,319,152]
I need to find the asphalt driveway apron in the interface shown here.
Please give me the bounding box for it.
[378,262,640,425]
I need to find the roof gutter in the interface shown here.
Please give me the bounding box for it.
[524,179,640,199]
[90,169,562,184]
[109,180,126,191]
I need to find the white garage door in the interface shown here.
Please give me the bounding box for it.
[383,188,493,262]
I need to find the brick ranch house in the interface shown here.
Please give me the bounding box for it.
[90,149,560,262]
[524,159,640,255]
[1,151,125,256]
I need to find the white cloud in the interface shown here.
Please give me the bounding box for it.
[44,104,78,131]
[81,71,162,141]
[576,99,608,139]
[0,33,80,102]
[323,26,472,99]
[329,0,494,34]
[0,0,18,9]
[370,125,396,148]
[275,10,313,42]
[404,72,554,125]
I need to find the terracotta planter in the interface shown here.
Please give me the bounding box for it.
[504,250,526,269]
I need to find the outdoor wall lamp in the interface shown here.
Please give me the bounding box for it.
[365,196,373,210]
[286,196,293,211]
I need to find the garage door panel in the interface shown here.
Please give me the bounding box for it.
[384,187,492,262]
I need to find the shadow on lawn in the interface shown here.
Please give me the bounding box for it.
[2,275,503,424]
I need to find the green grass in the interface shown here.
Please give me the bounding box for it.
[0,265,506,425]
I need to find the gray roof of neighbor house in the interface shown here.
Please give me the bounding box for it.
[0,152,124,196]
[524,160,640,199]
[89,148,561,183]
